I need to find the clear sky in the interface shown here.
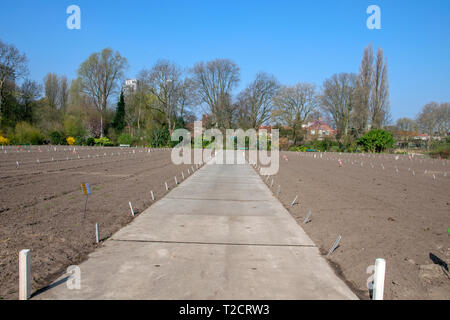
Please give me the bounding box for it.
[0,0,449,122]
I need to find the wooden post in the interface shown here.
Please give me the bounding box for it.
[151,190,154,201]
[373,258,386,300]
[95,223,100,243]
[19,249,31,300]
[165,182,169,191]
[129,201,135,216]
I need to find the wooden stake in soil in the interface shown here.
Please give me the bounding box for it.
[129,201,135,217]
[151,190,155,201]
[95,223,100,243]
[276,185,281,197]
[291,195,298,207]
[327,235,342,256]
[182,172,185,180]
[373,258,386,300]
[303,210,312,224]
[175,176,178,185]
[165,182,169,191]
[19,249,31,300]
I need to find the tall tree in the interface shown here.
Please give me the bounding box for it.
[353,44,374,135]
[370,48,390,129]
[191,58,240,128]
[416,102,440,149]
[396,117,417,132]
[320,73,357,141]
[18,79,41,123]
[113,91,126,133]
[273,82,318,143]
[77,48,128,136]
[59,76,69,111]
[43,73,60,110]
[236,72,279,129]
[0,40,28,123]
[138,60,183,133]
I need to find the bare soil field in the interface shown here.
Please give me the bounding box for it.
[0,146,198,300]
[255,151,450,299]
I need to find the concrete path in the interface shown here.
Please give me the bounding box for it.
[35,151,357,299]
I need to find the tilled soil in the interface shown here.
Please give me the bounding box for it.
[254,151,450,299]
[0,146,198,300]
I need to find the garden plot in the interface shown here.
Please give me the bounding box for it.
[0,146,196,300]
[254,151,450,299]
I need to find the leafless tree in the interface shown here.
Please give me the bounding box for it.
[273,82,319,142]
[236,72,279,129]
[353,44,373,135]
[138,60,185,133]
[416,102,440,149]
[78,48,128,136]
[44,73,60,110]
[191,59,240,128]
[59,76,69,111]
[370,48,390,129]
[396,117,418,132]
[320,73,357,141]
[0,40,28,121]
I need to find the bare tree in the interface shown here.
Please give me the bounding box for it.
[353,44,373,135]
[320,73,357,141]
[138,60,185,133]
[191,59,240,128]
[273,82,318,143]
[44,73,60,110]
[19,79,41,123]
[370,48,390,129]
[0,40,28,121]
[416,102,440,149]
[59,76,69,111]
[396,117,418,132]
[236,72,279,129]
[78,48,128,136]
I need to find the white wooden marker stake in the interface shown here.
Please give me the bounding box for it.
[303,210,312,224]
[373,258,386,300]
[151,190,154,201]
[129,201,135,216]
[165,182,169,191]
[188,169,190,175]
[19,249,31,300]
[270,179,274,188]
[276,185,280,197]
[175,176,178,185]
[95,223,100,243]
[182,172,184,180]
[291,195,298,207]
[327,235,342,256]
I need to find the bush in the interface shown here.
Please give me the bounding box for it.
[94,137,114,146]
[151,128,169,147]
[13,122,44,145]
[357,129,395,153]
[86,137,95,146]
[66,136,75,146]
[118,133,133,145]
[0,135,9,145]
[49,131,64,145]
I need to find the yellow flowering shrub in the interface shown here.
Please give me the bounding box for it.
[66,136,75,146]
[0,135,10,145]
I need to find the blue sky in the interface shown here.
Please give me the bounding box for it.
[0,0,449,122]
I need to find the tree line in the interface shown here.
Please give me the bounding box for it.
[0,38,448,149]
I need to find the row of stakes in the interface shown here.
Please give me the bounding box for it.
[17,161,205,300]
[12,147,167,168]
[248,160,386,300]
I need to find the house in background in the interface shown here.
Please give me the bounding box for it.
[302,118,337,141]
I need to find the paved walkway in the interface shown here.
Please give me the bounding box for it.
[35,151,357,299]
